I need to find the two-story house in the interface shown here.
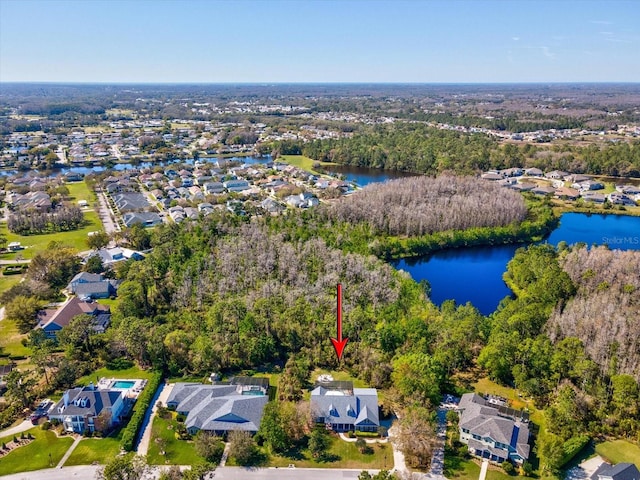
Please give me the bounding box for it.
[457,393,530,465]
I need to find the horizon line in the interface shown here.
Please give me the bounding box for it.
[2,81,640,86]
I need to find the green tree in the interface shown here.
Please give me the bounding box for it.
[258,402,289,453]
[5,295,43,333]
[86,231,110,251]
[57,314,96,356]
[27,242,81,289]
[308,428,330,459]
[96,453,147,480]
[4,370,36,408]
[228,430,255,465]
[193,431,224,463]
[84,254,105,274]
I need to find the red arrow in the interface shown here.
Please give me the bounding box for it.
[330,283,349,360]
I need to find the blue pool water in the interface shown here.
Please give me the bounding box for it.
[112,380,135,389]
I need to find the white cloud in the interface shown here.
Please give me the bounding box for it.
[512,36,520,41]
[590,20,613,25]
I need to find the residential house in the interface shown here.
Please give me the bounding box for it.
[524,168,543,177]
[203,182,225,195]
[37,297,111,339]
[532,185,556,196]
[457,393,530,465]
[122,211,163,228]
[89,247,144,266]
[591,463,640,480]
[48,384,125,434]
[223,179,250,192]
[166,377,269,436]
[481,172,504,181]
[554,187,580,201]
[112,192,149,212]
[310,381,380,433]
[544,170,569,180]
[0,363,15,393]
[66,272,118,300]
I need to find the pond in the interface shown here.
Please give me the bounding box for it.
[393,213,640,315]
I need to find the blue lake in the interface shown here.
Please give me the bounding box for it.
[393,213,640,316]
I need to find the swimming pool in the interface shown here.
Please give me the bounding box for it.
[112,380,135,389]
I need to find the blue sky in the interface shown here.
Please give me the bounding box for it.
[1,0,638,83]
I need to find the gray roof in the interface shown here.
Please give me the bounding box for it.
[74,282,111,297]
[50,386,121,418]
[70,272,104,284]
[167,383,268,433]
[112,192,149,212]
[123,211,162,227]
[593,463,640,480]
[459,392,530,460]
[310,386,379,428]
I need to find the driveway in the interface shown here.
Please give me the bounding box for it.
[96,190,119,234]
[0,420,34,438]
[136,382,173,455]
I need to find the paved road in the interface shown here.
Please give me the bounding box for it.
[0,465,380,480]
[215,467,377,479]
[96,190,119,234]
[388,422,408,477]
[0,420,34,438]
[137,383,173,455]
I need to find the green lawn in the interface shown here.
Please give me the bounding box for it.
[147,413,202,466]
[0,274,23,294]
[278,155,337,175]
[64,436,122,466]
[264,435,391,469]
[445,454,533,480]
[0,427,74,476]
[0,317,31,357]
[75,364,155,387]
[0,181,104,261]
[595,440,640,467]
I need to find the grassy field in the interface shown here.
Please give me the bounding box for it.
[263,434,391,469]
[75,364,155,387]
[0,181,103,260]
[595,440,640,467]
[63,436,122,466]
[0,274,23,295]
[278,155,337,175]
[0,317,31,357]
[0,427,74,476]
[147,413,202,466]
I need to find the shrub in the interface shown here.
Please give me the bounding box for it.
[2,442,6,450]
[41,421,52,430]
[347,431,356,438]
[502,461,515,475]
[120,370,163,452]
[176,413,186,423]
[522,461,534,476]
[377,426,388,438]
[559,435,590,468]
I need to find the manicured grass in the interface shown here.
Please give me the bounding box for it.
[310,369,369,388]
[64,436,122,466]
[0,181,104,260]
[147,413,202,466]
[75,364,155,387]
[278,155,337,175]
[0,317,31,357]
[595,440,640,467]
[265,434,391,469]
[445,454,532,480]
[0,427,74,475]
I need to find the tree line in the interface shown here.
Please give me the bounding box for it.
[7,206,84,235]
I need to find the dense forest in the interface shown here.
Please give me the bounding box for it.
[283,123,640,177]
[547,246,640,381]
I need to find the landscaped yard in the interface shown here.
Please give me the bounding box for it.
[75,364,155,387]
[147,412,202,466]
[595,440,640,467]
[445,453,535,480]
[0,427,74,476]
[64,436,122,466]
[264,435,391,469]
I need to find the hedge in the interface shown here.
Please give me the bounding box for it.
[559,435,591,468]
[120,370,163,452]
